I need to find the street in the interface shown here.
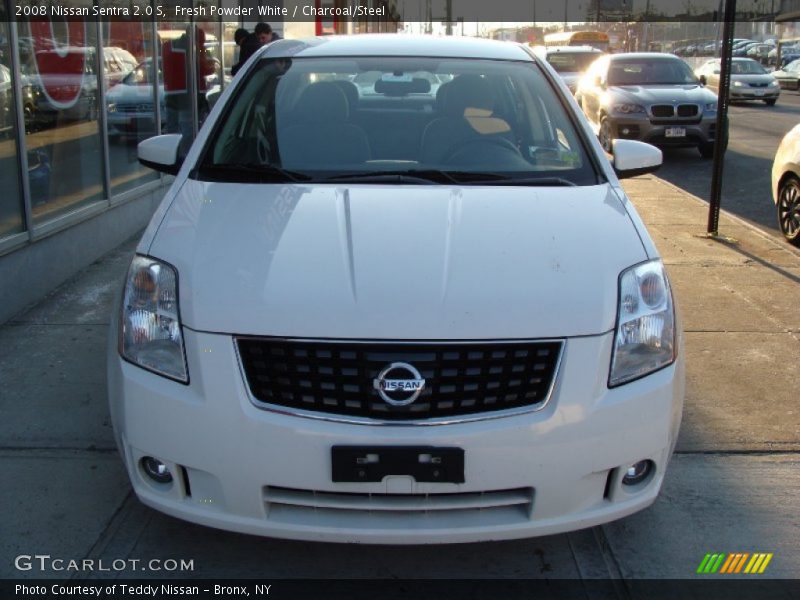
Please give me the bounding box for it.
[657,86,800,241]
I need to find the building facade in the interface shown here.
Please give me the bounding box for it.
[0,0,399,323]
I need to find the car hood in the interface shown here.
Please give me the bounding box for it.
[730,74,775,84]
[609,84,716,104]
[147,180,648,339]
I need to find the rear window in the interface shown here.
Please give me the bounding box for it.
[546,52,602,73]
[198,56,598,186]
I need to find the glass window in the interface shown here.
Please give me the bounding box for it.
[0,11,24,240]
[607,58,699,86]
[104,15,159,195]
[199,57,597,185]
[18,16,103,224]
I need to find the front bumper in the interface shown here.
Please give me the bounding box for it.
[108,328,684,544]
[730,87,779,100]
[606,113,716,147]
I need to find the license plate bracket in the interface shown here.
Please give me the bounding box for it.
[332,446,465,483]
[665,126,686,138]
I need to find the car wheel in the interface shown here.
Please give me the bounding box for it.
[764,98,777,106]
[699,142,715,159]
[599,117,613,154]
[777,175,800,246]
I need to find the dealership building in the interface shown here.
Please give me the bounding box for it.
[0,0,399,323]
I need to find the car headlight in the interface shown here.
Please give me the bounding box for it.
[769,80,779,87]
[732,80,744,87]
[120,255,188,383]
[107,103,117,113]
[613,103,645,114]
[705,102,717,111]
[609,260,676,387]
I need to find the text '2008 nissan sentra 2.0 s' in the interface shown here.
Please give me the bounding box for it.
[108,35,684,544]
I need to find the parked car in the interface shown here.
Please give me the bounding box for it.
[773,59,800,90]
[111,35,684,544]
[771,124,800,246]
[575,52,719,157]
[540,46,605,94]
[695,58,780,105]
[106,59,165,140]
[746,43,773,64]
[31,46,137,123]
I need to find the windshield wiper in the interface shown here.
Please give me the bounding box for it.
[319,170,579,186]
[458,175,578,186]
[197,163,311,183]
[319,169,460,184]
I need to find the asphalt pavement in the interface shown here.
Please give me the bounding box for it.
[0,173,798,591]
[656,85,800,243]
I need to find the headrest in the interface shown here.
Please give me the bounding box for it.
[292,82,349,122]
[444,75,494,117]
[331,80,359,110]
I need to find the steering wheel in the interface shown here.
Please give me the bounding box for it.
[442,137,524,166]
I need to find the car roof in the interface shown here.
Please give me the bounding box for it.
[257,34,535,62]
[608,52,682,61]
[546,46,602,54]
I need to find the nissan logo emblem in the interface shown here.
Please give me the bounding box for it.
[373,362,426,406]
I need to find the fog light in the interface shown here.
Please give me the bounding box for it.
[621,127,631,135]
[141,456,173,484]
[622,460,653,486]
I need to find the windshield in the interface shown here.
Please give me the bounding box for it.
[546,52,602,73]
[607,58,698,86]
[731,60,767,75]
[199,57,597,186]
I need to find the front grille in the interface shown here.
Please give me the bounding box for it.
[237,339,563,421]
[677,104,698,117]
[117,103,153,113]
[651,105,674,118]
[749,82,768,88]
[263,486,535,528]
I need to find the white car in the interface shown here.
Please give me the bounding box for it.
[771,124,800,246]
[109,35,684,544]
[540,45,605,94]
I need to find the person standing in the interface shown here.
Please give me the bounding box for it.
[231,23,280,77]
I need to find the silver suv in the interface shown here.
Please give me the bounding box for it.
[576,53,719,158]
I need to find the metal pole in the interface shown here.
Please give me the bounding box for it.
[9,11,33,238]
[445,0,452,35]
[707,0,737,235]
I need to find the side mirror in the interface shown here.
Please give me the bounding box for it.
[699,74,707,85]
[612,139,662,179]
[138,134,183,175]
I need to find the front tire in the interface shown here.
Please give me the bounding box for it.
[699,142,715,158]
[599,117,614,154]
[777,175,800,246]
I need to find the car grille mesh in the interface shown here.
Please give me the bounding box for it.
[237,339,563,421]
[677,104,699,117]
[651,105,674,118]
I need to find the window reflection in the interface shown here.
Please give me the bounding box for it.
[105,15,159,195]
[18,16,103,224]
[0,10,24,240]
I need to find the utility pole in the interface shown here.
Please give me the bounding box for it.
[707,0,737,236]
[445,0,452,35]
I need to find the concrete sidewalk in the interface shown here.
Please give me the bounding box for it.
[0,175,798,585]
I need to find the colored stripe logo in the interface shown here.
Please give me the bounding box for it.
[697,553,773,574]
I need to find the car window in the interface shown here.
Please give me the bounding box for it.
[730,61,767,75]
[608,58,698,85]
[546,52,602,73]
[200,57,598,186]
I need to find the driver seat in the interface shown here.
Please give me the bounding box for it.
[419,75,514,164]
